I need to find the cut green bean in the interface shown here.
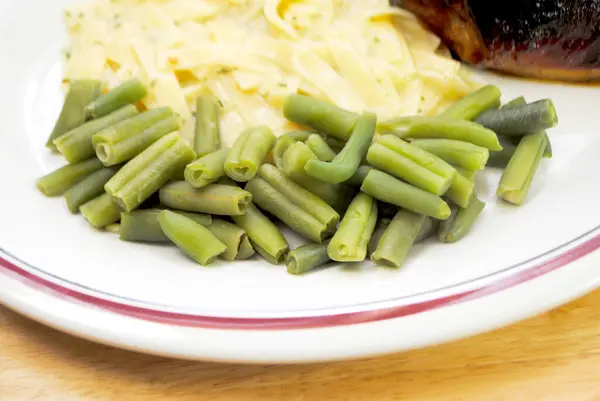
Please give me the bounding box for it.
[94,111,178,166]
[232,203,289,265]
[454,167,478,181]
[410,139,490,171]
[54,105,140,163]
[502,97,553,160]
[445,172,475,209]
[85,78,147,119]
[105,132,196,212]
[367,217,392,257]
[306,134,336,162]
[361,170,451,220]
[193,94,220,156]
[245,177,332,243]
[416,217,438,243]
[46,80,102,149]
[305,112,376,184]
[80,193,122,228]
[185,149,229,188]
[159,181,252,215]
[379,116,502,151]
[439,197,486,243]
[372,210,426,268]
[475,99,558,136]
[347,165,373,187]
[497,131,547,205]
[159,210,227,266]
[225,126,276,182]
[119,209,211,243]
[237,236,256,260]
[64,166,120,213]
[439,85,502,120]
[207,219,255,261]
[37,158,104,196]
[273,130,313,169]
[328,192,377,262]
[286,242,331,275]
[283,94,357,140]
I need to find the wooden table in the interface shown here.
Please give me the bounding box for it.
[3,290,600,401]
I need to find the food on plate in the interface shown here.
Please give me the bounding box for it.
[439,197,487,243]
[371,209,426,268]
[36,157,103,196]
[193,94,221,157]
[224,125,276,182]
[394,0,600,81]
[80,192,122,228]
[119,209,211,243]
[184,148,229,189]
[85,78,147,119]
[64,166,120,213]
[286,242,332,275]
[159,181,253,216]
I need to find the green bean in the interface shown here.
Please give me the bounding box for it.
[273,131,313,170]
[347,165,373,187]
[225,126,276,182]
[37,158,104,196]
[439,85,502,120]
[361,170,451,220]
[54,105,139,163]
[379,116,502,151]
[85,79,147,119]
[105,132,196,212]
[372,210,425,268]
[207,219,255,261]
[286,242,331,275]
[158,210,226,266]
[159,181,252,215]
[185,149,229,188]
[119,209,211,243]
[232,203,289,265]
[416,217,438,243]
[487,136,517,168]
[328,192,378,262]
[46,80,102,149]
[502,97,526,109]
[237,236,256,260]
[502,97,553,159]
[439,197,486,243]
[497,131,547,205]
[64,166,120,213]
[193,93,221,157]
[258,164,339,232]
[410,139,490,171]
[367,217,392,257]
[306,134,336,162]
[305,112,376,184]
[105,223,121,234]
[93,109,178,166]
[475,99,558,136]
[454,167,478,181]
[245,178,332,243]
[445,172,475,209]
[80,193,122,229]
[283,94,357,140]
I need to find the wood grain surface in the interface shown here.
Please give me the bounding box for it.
[3,290,600,401]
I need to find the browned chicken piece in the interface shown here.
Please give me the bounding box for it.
[392,0,600,81]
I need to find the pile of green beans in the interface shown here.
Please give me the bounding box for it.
[36,79,557,272]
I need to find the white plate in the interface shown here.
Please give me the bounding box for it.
[1,0,600,364]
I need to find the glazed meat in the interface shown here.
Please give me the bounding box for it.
[393,0,600,81]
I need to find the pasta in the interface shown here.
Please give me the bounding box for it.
[63,0,482,147]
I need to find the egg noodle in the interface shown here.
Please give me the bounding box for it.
[63,0,482,146]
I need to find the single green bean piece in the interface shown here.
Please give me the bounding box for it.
[94,109,178,166]
[54,105,140,163]
[36,158,104,196]
[246,178,332,243]
[273,130,313,170]
[305,112,376,184]
[328,192,378,262]
[306,134,336,162]
[372,210,425,268]
[159,181,252,215]
[207,219,255,261]
[361,170,451,220]
[283,94,357,140]
[64,166,120,213]
[439,85,502,120]
[445,172,475,209]
[225,126,276,182]
[46,80,102,149]
[119,209,211,243]
[410,139,490,171]
[159,210,227,266]
[193,93,221,156]
[497,131,548,205]
[85,79,147,119]
[346,165,373,187]
[416,217,439,243]
[379,116,502,151]
[286,242,331,275]
[475,99,558,136]
[439,197,486,243]
[80,193,122,228]
[105,132,196,212]
[185,149,229,188]
[232,203,289,264]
